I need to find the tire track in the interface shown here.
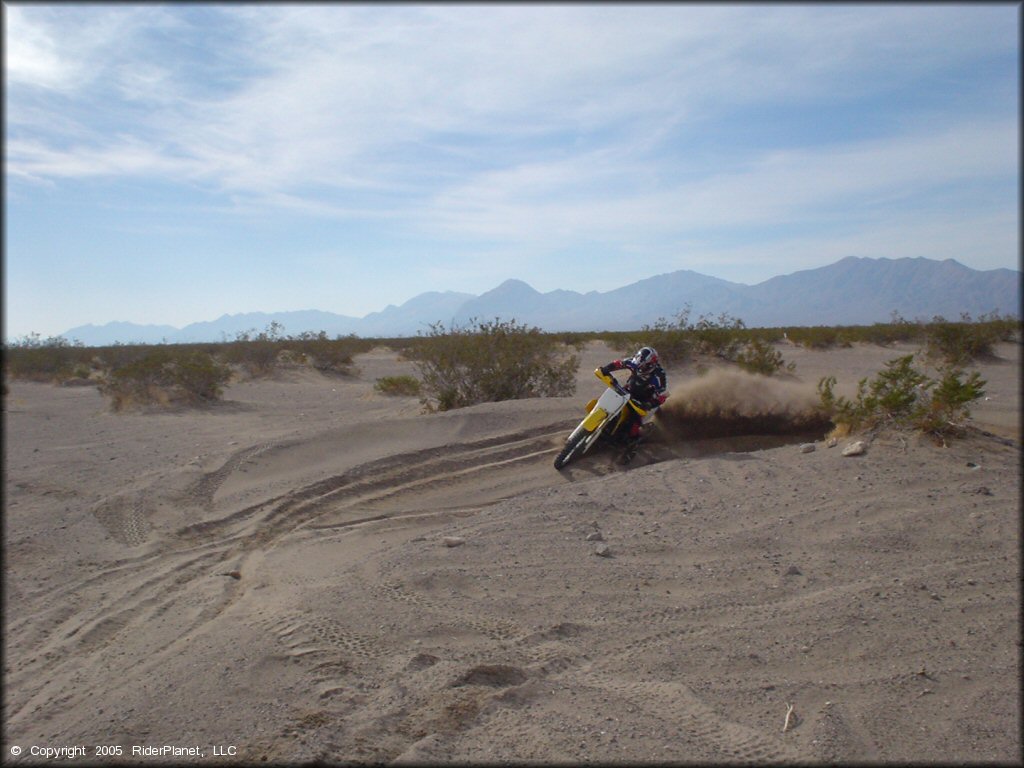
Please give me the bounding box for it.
[6,422,573,733]
[582,674,804,763]
[178,424,569,542]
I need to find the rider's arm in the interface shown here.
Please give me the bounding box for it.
[600,359,632,375]
[649,370,668,406]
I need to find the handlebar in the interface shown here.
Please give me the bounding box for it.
[594,367,627,396]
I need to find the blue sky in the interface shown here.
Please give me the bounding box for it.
[4,3,1019,340]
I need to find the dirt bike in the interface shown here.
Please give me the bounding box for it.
[553,368,662,470]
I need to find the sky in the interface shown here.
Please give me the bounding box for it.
[4,3,1020,340]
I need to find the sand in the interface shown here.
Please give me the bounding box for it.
[3,340,1020,765]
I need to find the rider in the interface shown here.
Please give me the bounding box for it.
[599,346,668,441]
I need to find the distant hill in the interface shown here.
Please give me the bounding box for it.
[60,256,1019,346]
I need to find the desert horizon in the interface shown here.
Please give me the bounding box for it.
[4,337,1020,764]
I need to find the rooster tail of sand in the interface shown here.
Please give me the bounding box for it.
[657,368,834,440]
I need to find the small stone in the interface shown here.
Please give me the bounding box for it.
[800,443,816,454]
[586,531,605,542]
[785,565,802,576]
[594,543,612,558]
[826,437,838,448]
[842,441,866,457]
[443,536,466,548]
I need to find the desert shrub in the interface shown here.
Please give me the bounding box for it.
[976,311,1021,342]
[735,338,795,376]
[99,348,232,410]
[551,332,590,350]
[289,332,359,374]
[691,311,746,359]
[170,350,233,401]
[916,367,987,435]
[817,354,985,438]
[90,343,152,372]
[594,331,638,352]
[640,306,749,366]
[99,350,173,409]
[408,318,578,411]
[374,375,422,397]
[746,327,785,344]
[787,326,843,349]
[863,313,922,346]
[640,307,693,367]
[5,333,88,383]
[924,314,1005,366]
[220,323,285,378]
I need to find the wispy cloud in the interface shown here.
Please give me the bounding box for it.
[4,4,1018,337]
[7,5,1015,193]
[420,119,1017,245]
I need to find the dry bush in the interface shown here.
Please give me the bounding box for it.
[289,332,361,375]
[639,306,748,366]
[99,348,232,411]
[220,324,284,378]
[374,375,422,397]
[407,318,578,411]
[923,313,1015,366]
[4,333,89,383]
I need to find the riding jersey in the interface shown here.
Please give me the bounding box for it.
[601,359,668,410]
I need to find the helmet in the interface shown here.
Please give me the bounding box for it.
[631,346,659,375]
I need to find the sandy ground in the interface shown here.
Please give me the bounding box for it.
[3,340,1020,765]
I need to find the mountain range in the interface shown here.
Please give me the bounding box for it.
[61,256,1020,346]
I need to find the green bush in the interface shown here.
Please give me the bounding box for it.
[289,331,359,375]
[979,311,1021,342]
[640,307,693,367]
[90,343,153,372]
[374,375,422,397]
[735,338,795,376]
[408,318,579,411]
[691,311,746,359]
[99,348,232,410]
[640,306,748,366]
[817,354,986,438]
[786,326,844,349]
[220,323,285,378]
[924,313,1006,366]
[917,367,987,435]
[4,333,88,383]
[218,325,363,377]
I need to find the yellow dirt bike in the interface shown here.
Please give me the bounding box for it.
[553,368,662,470]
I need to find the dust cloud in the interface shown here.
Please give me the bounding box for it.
[656,368,833,441]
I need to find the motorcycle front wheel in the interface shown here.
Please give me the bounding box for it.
[553,429,590,470]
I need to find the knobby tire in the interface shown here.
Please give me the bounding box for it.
[554,429,590,470]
